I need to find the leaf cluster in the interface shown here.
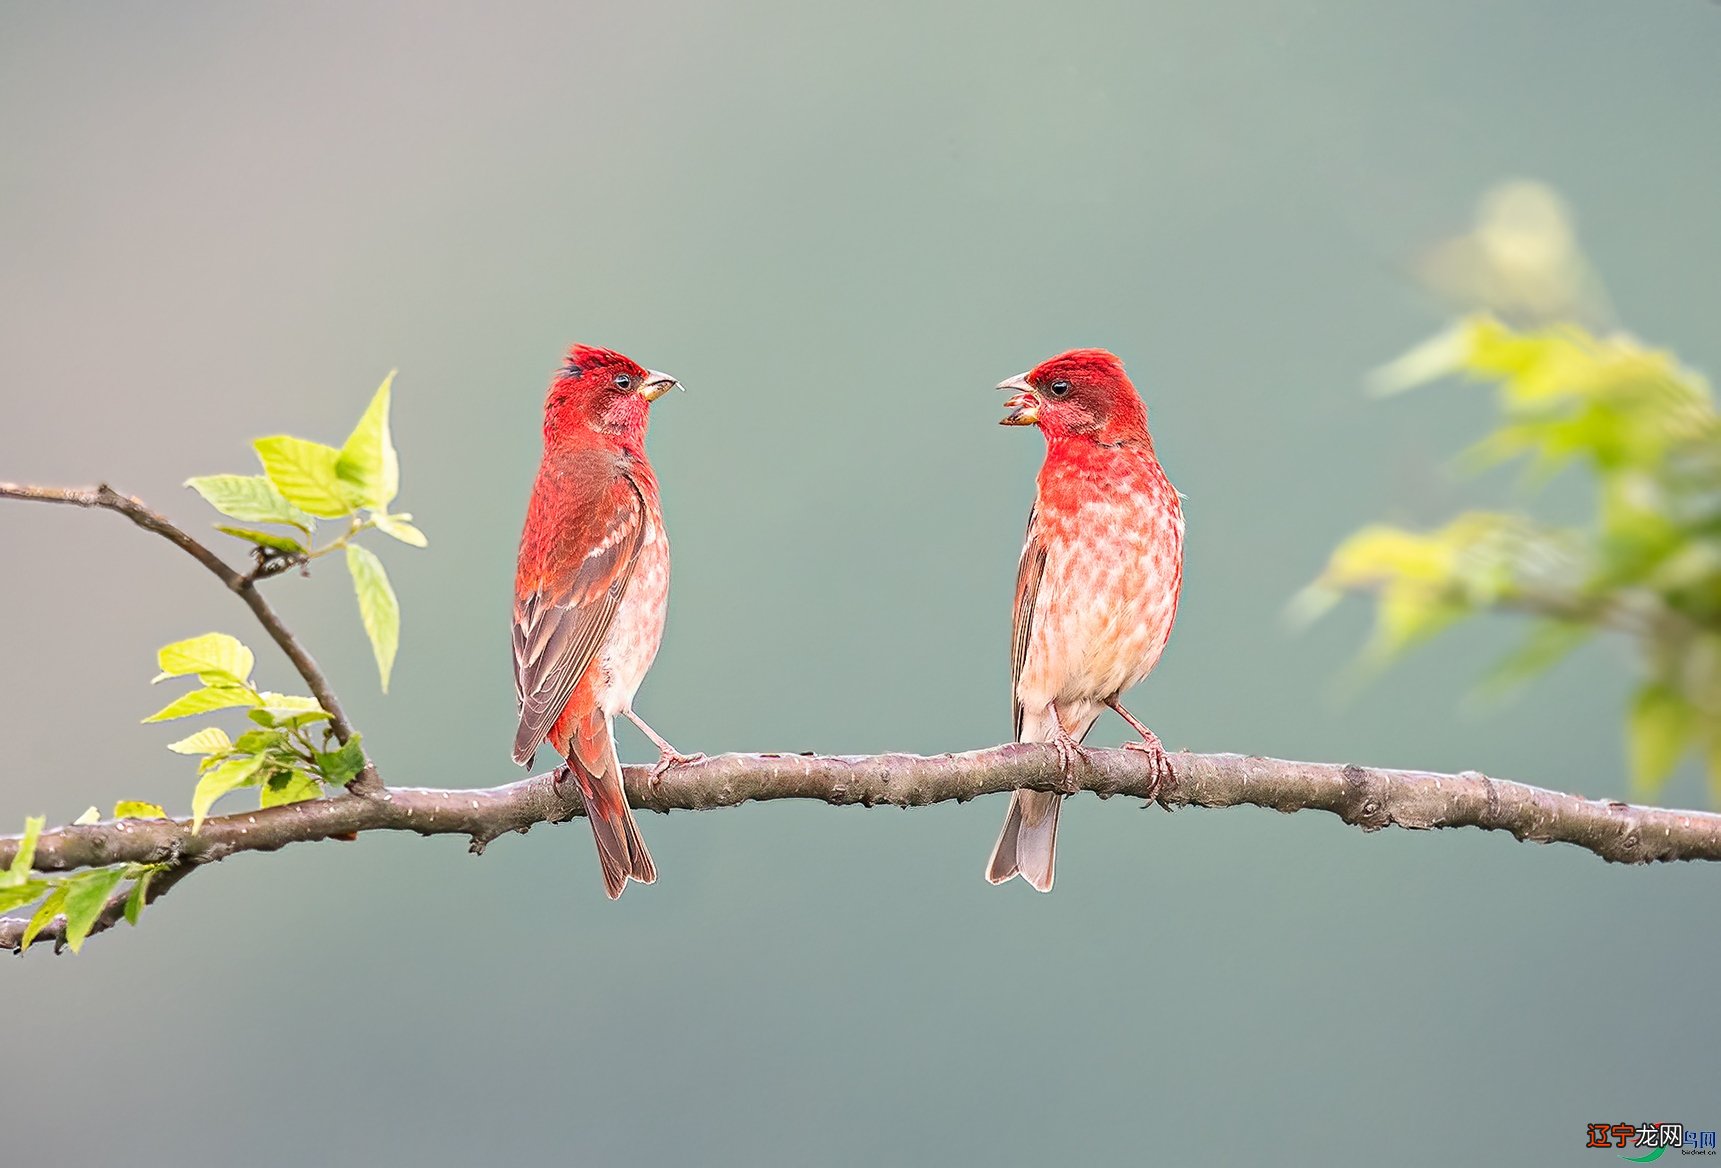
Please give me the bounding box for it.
[146,632,367,829]
[184,373,422,689]
[1303,316,1721,798]
[3,376,421,946]
[1,814,164,951]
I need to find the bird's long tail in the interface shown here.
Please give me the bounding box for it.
[557,703,656,899]
[986,789,1061,892]
[986,706,1099,892]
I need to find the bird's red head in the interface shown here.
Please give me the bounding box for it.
[997,348,1151,446]
[543,344,681,450]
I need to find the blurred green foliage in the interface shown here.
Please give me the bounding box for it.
[1301,314,1721,801]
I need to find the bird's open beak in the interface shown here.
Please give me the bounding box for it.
[640,370,681,402]
[997,373,1039,426]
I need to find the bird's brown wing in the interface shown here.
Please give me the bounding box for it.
[1011,504,1047,742]
[511,470,648,765]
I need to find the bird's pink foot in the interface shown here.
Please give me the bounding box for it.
[1051,727,1088,795]
[1122,729,1175,802]
[648,747,706,788]
[623,708,702,789]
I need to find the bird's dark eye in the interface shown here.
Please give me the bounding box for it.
[1047,379,1071,398]
[613,372,633,391]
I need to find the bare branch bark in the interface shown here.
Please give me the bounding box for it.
[0,482,378,792]
[5,745,1720,950]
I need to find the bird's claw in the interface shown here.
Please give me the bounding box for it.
[648,749,706,788]
[1052,731,1087,795]
[1123,731,1176,804]
[549,763,582,819]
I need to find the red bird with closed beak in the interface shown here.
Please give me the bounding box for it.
[513,344,700,899]
[986,349,1185,892]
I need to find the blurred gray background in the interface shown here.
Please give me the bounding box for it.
[4,2,1718,1164]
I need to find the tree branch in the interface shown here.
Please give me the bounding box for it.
[8,479,1721,955]
[0,482,378,792]
[0,482,241,582]
[5,744,1720,950]
[1,863,195,955]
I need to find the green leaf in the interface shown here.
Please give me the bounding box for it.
[3,815,45,886]
[143,685,259,723]
[124,870,153,926]
[20,885,67,950]
[61,867,125,953]
[184,474,313,531]
[1478,621,1595,698]
[165,726,234,755]
[372,511,428,548]
[336,371,400,509]
[113,801,166,820]
[231,728,285,754]
[1628,683,1698,794]
[154,633,254,687]
[1283,583,1342,630]
[1366,322,1470,397]
[250,694,331,730]
[346,544,399,691]
[315,734,366,786]
[72,806,100,826]
[260,770,322,808]
[256,693,328,714]
[1370,585,1467,662]
[259,693,323,711]
[214,525,306,554]
[191,753,268,832]
[253,435,356,518]
[0,880,51,914]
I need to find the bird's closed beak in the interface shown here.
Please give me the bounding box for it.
[997,373,1039,426]
[640,370,681,402]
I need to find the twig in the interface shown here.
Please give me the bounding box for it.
[0,482,379,793]
[0,482,239,581]
[0,863,194,954]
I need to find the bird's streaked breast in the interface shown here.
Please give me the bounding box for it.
[1017,447,1184,712]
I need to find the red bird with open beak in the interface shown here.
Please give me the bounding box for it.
[986,349,1185,892]
[513,344,700,899]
